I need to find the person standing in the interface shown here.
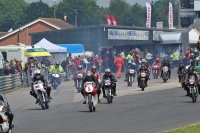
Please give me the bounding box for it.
[114,54,124,78]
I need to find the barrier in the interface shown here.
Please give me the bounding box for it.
[0,74,21,92]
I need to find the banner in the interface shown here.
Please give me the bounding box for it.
[106,14,112,25]
[111,16,118,26]
[146,3,151,28]
[168,2,173,29]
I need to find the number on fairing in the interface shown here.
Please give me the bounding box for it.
[86,86,93,92]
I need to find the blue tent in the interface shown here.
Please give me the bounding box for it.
[57,44,84,53]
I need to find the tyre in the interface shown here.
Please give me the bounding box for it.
[39,93,45,110]
[7,129,12,133]
[106,89,111,104]
[130,76,133,87]
[191,87,196,103]
[93,106,96,111]
[88,94,93,112]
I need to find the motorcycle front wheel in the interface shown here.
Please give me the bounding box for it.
[191,87,197,103]
[88,94,93,112]
[39,93,46,110]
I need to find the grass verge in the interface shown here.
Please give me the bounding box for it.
[162,123,200,133]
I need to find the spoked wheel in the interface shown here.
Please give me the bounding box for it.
[191,88,196,103]
[39,94,45,110]
[106,89,111,104]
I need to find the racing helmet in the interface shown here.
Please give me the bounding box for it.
[77,65,82,70]
[155,57,160,63]
[55,61,59,68]
[86,71,93,81]
[131,63,136,69]
[91,65,97,72]
[34,69,41,79]
[105,68,111,76]
[188,66,194,74]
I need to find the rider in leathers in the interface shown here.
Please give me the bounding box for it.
[91,66,101,103]
[30,69,52,104]
[160,57,171,78]
[124,63,136,81]
[73,65,86,87]
[0,93,14,129]
[185,66,200,96]
[137,61,149,87]
[102,68,117,97]
[81,71,99,104]
[177,63,185,83]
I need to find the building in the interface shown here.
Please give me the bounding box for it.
[0,18,75,46]
[31,25,188,59]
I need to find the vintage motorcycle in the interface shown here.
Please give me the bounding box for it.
[152,64,160,79]
[75,72,84,93]
[187,75,199,103]
[162,66,169,82]
[127,69,135,87]
[103,77,114,103]
[83,81,98,112]
[51,73,60,89]
[0,100,13,133]
[33,80,50,110]
[138,70,147,91]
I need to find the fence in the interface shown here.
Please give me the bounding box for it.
[0,74,21,92]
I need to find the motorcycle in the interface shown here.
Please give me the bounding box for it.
[83,81,98,112]
[0,100,13,133]
[139,70,147,91]
[162,66,169,82]
[187,76,198,103]
[75,72,84,93]
[33,80,50,110]
[51,73,60,89]
[127,69,135,87]
[152,64,160,79]
[180,68,187,88]
[103,78,113,103]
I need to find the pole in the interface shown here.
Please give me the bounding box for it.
[54,3,56,18]
[27,28,28,45]
[75,13,77,27]
[178,0,180,29]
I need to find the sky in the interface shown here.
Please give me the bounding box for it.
[25,0,154,7]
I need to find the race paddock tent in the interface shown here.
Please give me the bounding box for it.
[33,38,67,62]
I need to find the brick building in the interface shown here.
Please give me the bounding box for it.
[0,18,74,46]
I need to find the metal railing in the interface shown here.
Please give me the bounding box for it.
[0,74,21,92]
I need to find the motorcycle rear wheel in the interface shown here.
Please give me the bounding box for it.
[88,95,93,112]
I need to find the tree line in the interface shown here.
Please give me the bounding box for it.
[0,0,178,32]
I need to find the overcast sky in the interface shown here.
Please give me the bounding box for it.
[25,0,154,7]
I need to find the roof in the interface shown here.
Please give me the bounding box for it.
[189,29,200,43]
[0,18,75,41]
[188,19,200,33]
[0,32,8,37]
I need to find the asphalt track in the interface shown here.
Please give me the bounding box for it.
[6,69,200,133]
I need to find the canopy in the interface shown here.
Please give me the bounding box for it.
[57,44,84,53]
[34,38,67,53]
[189,29,200,44]
[159,32,182,44]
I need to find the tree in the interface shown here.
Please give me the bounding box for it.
[0,0,28,31]
[24,0,53,24]
[56,0,103,27]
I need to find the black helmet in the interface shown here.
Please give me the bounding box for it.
[77,65,82,70]
[86,71,93,81]
[91,65,96,72]
[129,52,132,55]
[179,63,184,67]
[189,66,194,74]
[131,63,136,69]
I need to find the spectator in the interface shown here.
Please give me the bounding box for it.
[3,65,15,76]
[104,50,110,69]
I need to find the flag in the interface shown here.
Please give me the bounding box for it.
[168,2,173,29]
[64,16,67,21]
[106,14,112,25]
[132,23,134,27]
[111,16,118,26]
[146,3,151,28]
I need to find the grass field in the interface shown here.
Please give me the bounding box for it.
[162,123,200,133]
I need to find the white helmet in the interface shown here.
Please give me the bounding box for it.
[34,69,41,79]
[142,59,147,63]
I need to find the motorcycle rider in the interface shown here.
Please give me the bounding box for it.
[49,61,63,84]
[177,63,185,82]
[81,71,99,104]
[124,62,136,81]
[160,57,171,79]
[102,68,117,98]
[152,57,162,77]
[185,66,199,96]
[30,69,52,103]
[73,65,86,86]
[126,52,134,69]
[190,53,196,67]
[137,61,149,87]
[91,66,101,103]
[0,93,14,129]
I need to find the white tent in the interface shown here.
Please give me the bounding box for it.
[34,38,67,62]
[189,29,200,44]
[34,38,67,53]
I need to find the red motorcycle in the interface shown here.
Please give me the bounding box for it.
[152,63,161,79]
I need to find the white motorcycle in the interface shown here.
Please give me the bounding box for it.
[0,100,12,133]
[84,82,98,112]
[51,73,60,89]
[33,80,50,110]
